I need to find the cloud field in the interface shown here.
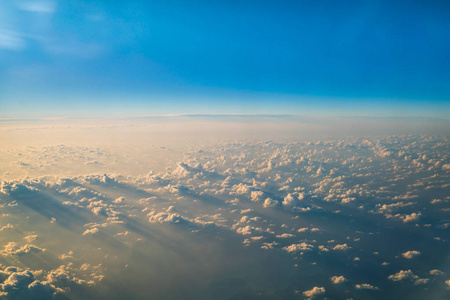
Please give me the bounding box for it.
[0,117,449,299]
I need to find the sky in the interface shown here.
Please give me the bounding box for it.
[0,0,450,117]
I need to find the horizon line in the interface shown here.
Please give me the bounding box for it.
[0,113,449,122]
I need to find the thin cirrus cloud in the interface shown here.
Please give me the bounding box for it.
[16,0,57,14]
[0,30,25,51]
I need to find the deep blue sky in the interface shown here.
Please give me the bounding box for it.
[0,0,449,117]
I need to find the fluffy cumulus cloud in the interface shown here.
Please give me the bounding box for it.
[282,193,302,210]
[0,224,13,231]
[0,263,103,299]
[147,207,218,231]
[148,211,188,224]
[402,250,421,259]
[389,270,418,281]
[82,228,99,235]
[332,244,350,251]
[263,198,278,208]
[0,132,448,299]
[23,235,38,243]
[429,269,444,276]
[388,270,429,285]
[330,275,347,284]
[46,264,98,286]
[0,267,60,299]
[283,242,314,253]
[0,242,45,256]
[355,283,379,290]
[303,286,325,299]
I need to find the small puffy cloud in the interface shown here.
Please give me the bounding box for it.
[0,242,45,256]
[429,269,444,276]
[236,226,261,236]
[23,235,38,243]
[148,211,190,225]
[113,197,125,203]
[303,286,325,299]
[82,228,99,235]
[46,265,89,286]
[388,269,428,285]
[276,233,295,239]
[414,278,429,285]
[261,241,279,250]
[263,198,278,208]
[231,183,252,195]
[355,283,379,290]
[318,245,329,252]
[148,210,218,230]
[333,244,350,251]
[389,270,418,281]
[250,191,264,202]
[445,279,450,288]
[283,242,314,253]
[330,276,347,284]
[401,212,421,223]
[91,207,106,216]
[59,251,74,260]
[282,193,299,209]
[402,250,421,259]
[0,224,13,231]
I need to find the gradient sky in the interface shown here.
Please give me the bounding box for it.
[0,0,449,117]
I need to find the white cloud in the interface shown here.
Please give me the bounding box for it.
[389,270,418,281]
[250,191,264,202]
[429,269,444,276]
[283,242,314,253]
[333,244,350,251]
[303,286,325,299]
[0,30,25,51]
[47,265,88,286]
[282,193,298,209]
[388,269,428,285]
[445,279,450,288]
[402,250,421,259]
[0,224,13,231]
[355,283,379,290]
[263,198,278,208]
[23,235,38,243]
[414,278,429,285]
[0,242,45,256]
[82,228,99,235]
[235,226,261,236]
[17,0,57,13]
[0,269,59,298]
[276,233,295,239]
[330,275,347,284]
[401,212,421,223]
[148,210,218,231]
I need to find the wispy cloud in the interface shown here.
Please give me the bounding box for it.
[0,30,25,50]
[17,0,57,14]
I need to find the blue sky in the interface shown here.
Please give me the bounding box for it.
[0,0,449,117]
